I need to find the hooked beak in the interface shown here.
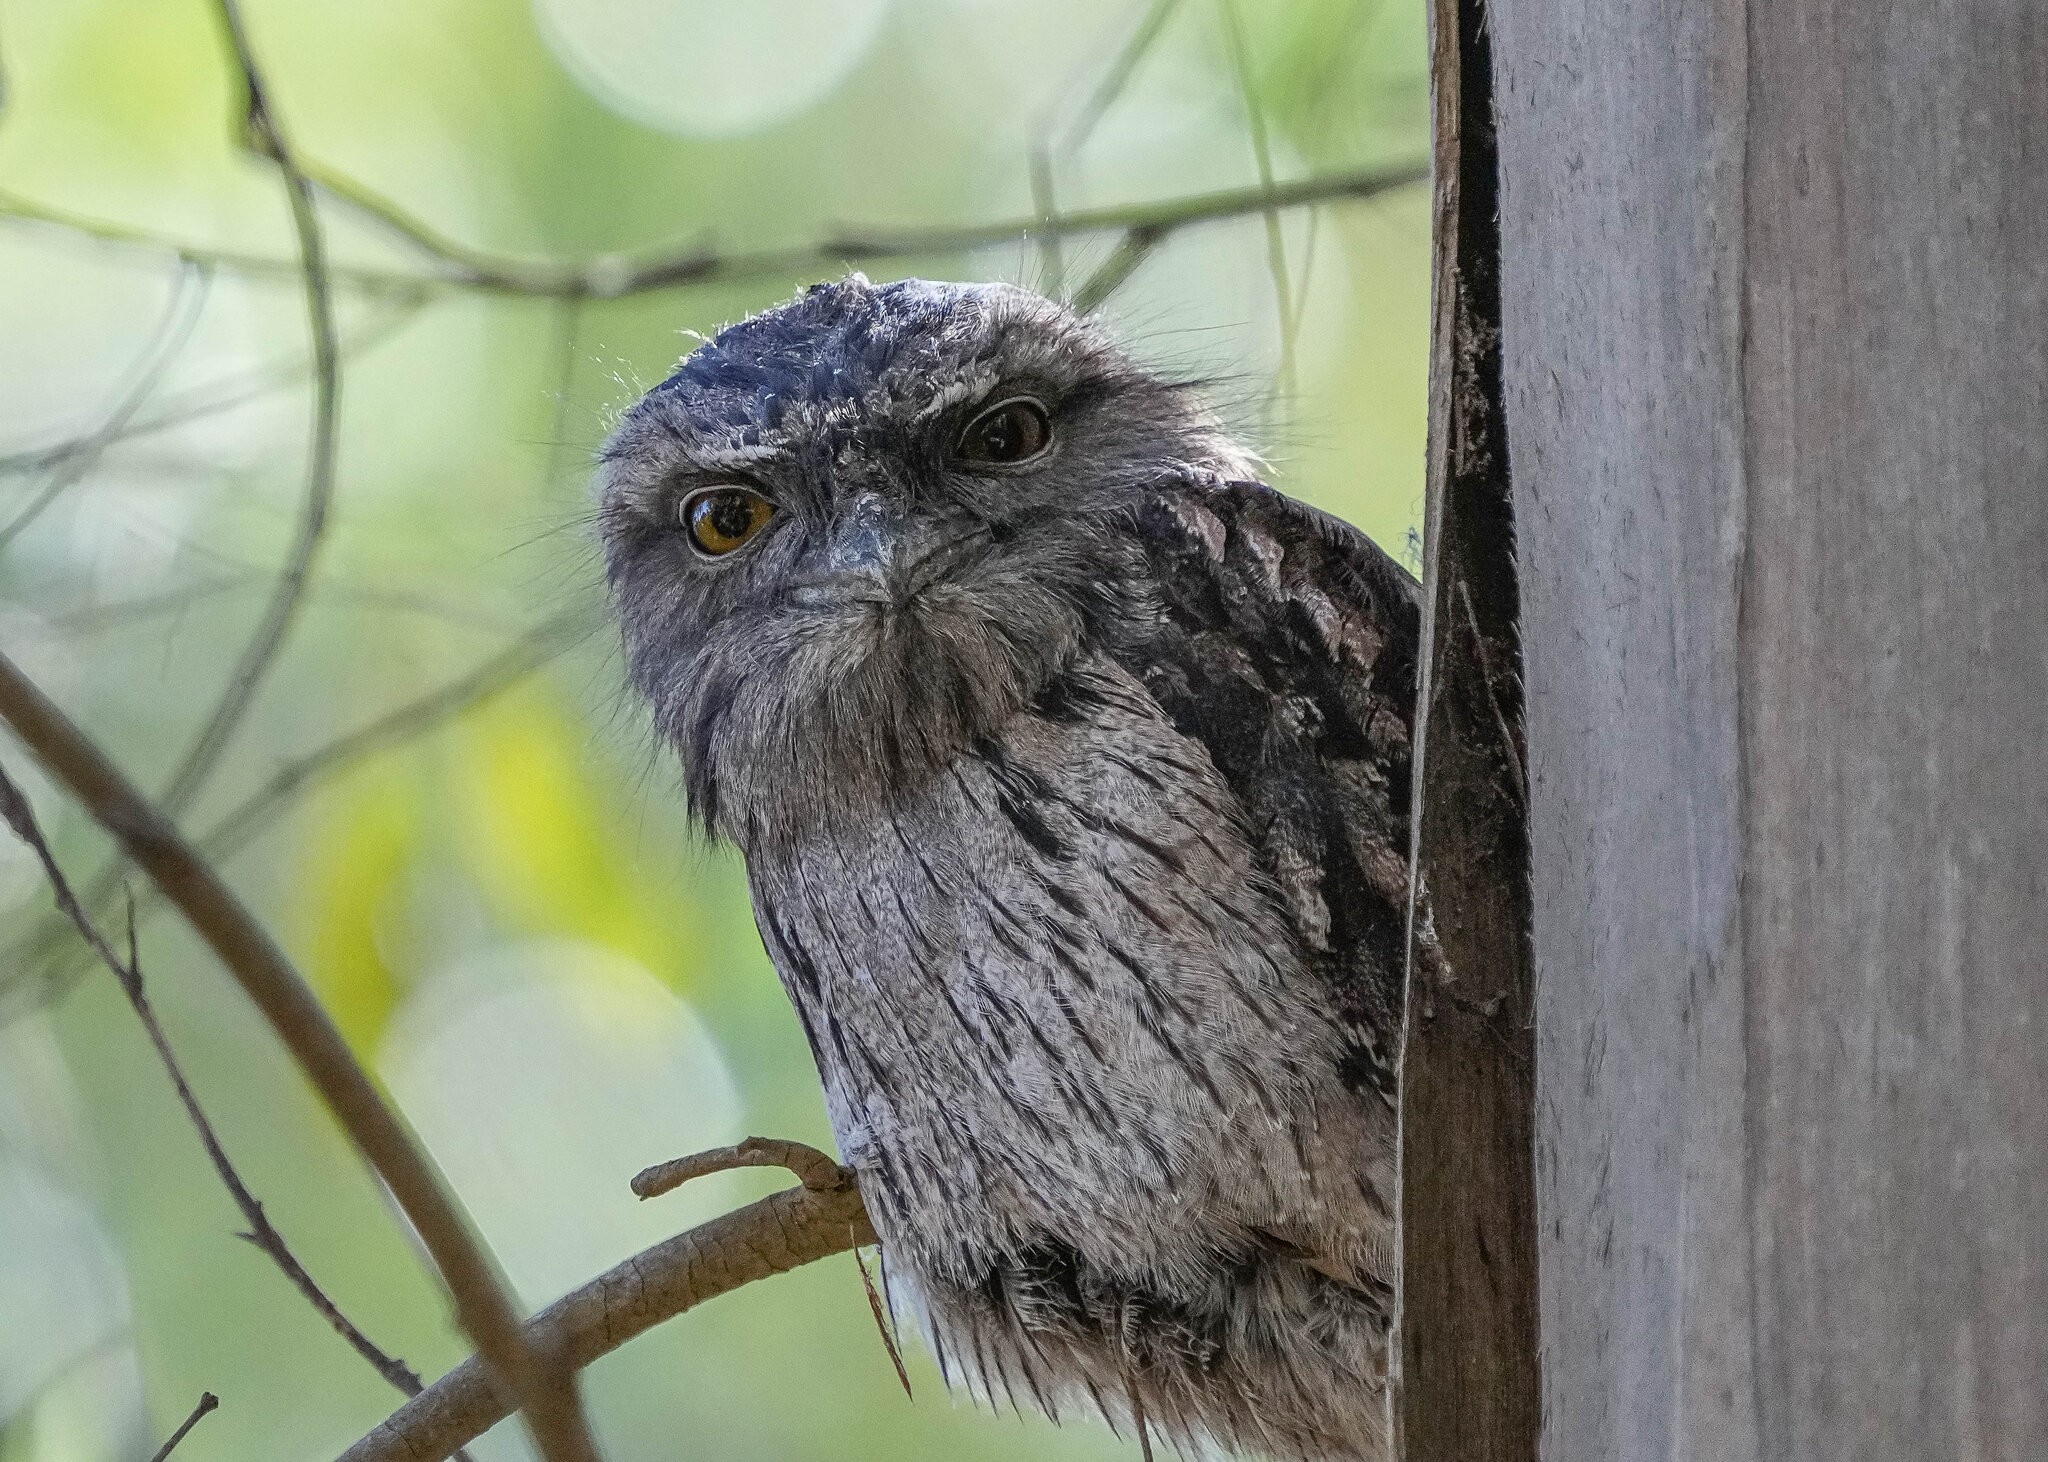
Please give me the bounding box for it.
[824,492,902,580]
[791,493,992,611]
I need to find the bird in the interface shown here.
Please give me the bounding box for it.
[596,275,1423,1462]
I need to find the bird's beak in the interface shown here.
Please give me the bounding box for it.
[798,491,992,612]
[787,491,914,610]
[824,492,904,582]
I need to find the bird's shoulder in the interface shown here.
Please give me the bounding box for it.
[1105,477,1423,1090]
[1118,477,1421,714]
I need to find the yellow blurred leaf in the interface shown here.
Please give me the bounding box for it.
[290,763,419,1055]
[451,693,693,988]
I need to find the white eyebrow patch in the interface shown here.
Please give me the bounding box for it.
[688,440,783,472]
[913,366,1002,424]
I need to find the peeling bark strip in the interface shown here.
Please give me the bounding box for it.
[1398,0,1540,1458]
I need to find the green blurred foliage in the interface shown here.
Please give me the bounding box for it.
[0,0,1428,1457]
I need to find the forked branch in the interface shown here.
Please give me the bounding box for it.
[0,763,432,1398]
[0,165,1428,302]
[340,1145,874,1462]
[161,0,343,819]
[0,647,598,1462]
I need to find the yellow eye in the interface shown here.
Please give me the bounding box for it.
[682,486,776,556]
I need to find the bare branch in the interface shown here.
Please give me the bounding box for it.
[1217,0,1299,415]
[0,184,422,295]
[299,162,1432,301]
[631,1135,845,1199]
[2,63,588,1448]
[543,297,588,490]
[338,1165,875,1462]
[0,647,597,1462]
[42,571,523,642]
[38,576,255,636]
[1028,0,1181,308]
[0,762,133,981]
[0,612,590,1014]
[0,764,438,1398]
[0,261,211,547]
[1074,225,1166,313]
[1055,0,1183,160]
[157,1,343,821]
[1285,206,1324,352]
[299,157,531,287]
[146,1391,220,1462]
[0,288,431,476]
[2,165,1428,302]
[198,609,594,862]
[1026,147,1066,298]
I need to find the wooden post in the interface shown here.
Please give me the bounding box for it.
[1399,0,1541,1457]
[1491,0,2048,1455]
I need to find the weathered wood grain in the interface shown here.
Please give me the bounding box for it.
[1490,0,2048,1456]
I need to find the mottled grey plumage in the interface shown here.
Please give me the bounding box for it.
[598,277,1423,1462]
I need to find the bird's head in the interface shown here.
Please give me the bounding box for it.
[597,275,1255,845]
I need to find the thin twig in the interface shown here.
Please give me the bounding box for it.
[0,288,430,475]
[209,609,594,855]
[0,767,129,984]
[337,1165,876,1462]
[0,184,422,296]
[1026,146,1065,298]
[631,1135,845,1199]
[0,612,590,1014]
[0,0,406,1021]
[1217,0,1299,416]
[0,778,470,1462]
[146,1391,220,1462]
[543,297,587,490]
[0,647,598,1462]
[1,165,1428,301]
[635,1141,914,1404]
[0,260,211,547]
[158,0,341,820]
[0,765,436,1397]
[39,576,255,635]
[36,562,524,639]
[1073,225,1166,313]
[1029,0,1181,305]
[1285,206,1323,348]
[1,299,419,478]
[298,157,546,288]
[1055,0,1183,160]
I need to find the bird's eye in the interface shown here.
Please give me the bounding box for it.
[956,397,1052,465]
[681,486,777,557]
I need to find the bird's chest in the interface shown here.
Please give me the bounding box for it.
[743,661,1349,1275]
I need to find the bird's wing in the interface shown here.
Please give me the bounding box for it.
[1112,478,1423,1105]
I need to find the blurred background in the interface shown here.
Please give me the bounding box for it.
[0,0,1428,1457]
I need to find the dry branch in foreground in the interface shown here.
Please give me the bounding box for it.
[0,763,435,1397]
[0,645,594,1462]
[338,1148,875,1462]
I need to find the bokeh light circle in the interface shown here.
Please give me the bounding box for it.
[381,938,745,1307]
[533,0,892,138]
